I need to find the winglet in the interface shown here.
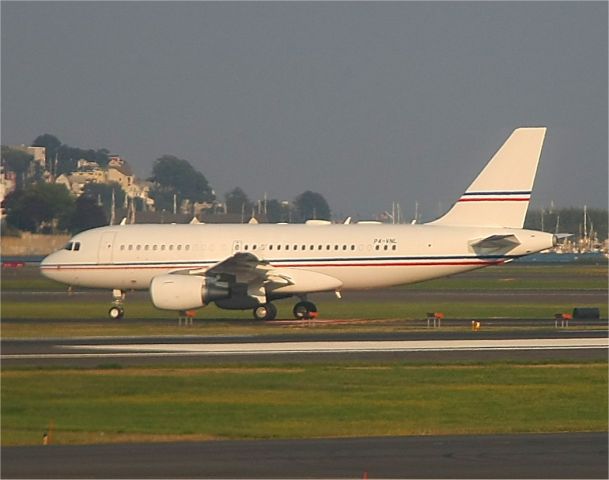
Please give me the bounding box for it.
[428,128,547,228]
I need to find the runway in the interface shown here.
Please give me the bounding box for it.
[2,330,607,366]
[2,432,607,479]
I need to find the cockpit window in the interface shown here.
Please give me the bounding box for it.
[63,242,81,251]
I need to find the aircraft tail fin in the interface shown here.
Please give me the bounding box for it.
[428,127,547,228]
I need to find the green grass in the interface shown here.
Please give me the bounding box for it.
[2,361,607,446]
[4,297,605,320]
[2,296,606,339]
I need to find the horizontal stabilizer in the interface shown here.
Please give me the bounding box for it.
[470,234,521,250]
[554,233,573,240]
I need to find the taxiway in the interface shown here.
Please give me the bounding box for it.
[2,330,607,367]
[2,432,607,479]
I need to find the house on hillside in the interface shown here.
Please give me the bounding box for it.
[107,162,134,190]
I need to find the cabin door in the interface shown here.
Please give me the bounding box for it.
[98,232,116,264]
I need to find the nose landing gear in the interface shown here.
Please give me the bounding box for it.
[108,289,125,319]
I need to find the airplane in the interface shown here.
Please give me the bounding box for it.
[40,127,556,321]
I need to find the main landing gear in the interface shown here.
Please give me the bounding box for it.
[108,289,125,319]
[293,300,318,320]
[253,303,277,321]
[252,300,319,321]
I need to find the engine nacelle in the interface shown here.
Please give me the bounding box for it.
[149,274,229,311]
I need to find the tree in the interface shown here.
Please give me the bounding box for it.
[293,191,331,222]
[69,195,107,233]
[32,134,61,171]
[265,198,291,223]
[3,189,42,232]
[149,155,215,211]
[82,182,126,218]
[51,144,110,176]
[225,187,252,216]
[3,183,74,233]
[1,146,33,190]
[55,144,79,176]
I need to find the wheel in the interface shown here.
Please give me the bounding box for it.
[253,303,277,321]
[293,301,317,320]
[108,306,124,319]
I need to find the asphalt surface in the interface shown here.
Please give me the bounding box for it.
[2,329,607,367]
[2,432,607,479]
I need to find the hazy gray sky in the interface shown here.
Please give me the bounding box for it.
[2,1,607,220]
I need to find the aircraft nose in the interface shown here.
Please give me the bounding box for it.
[40,251,61,281]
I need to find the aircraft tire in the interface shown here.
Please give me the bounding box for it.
[253,303,277,321]
[108,306,124,320]
[293,301,317,320]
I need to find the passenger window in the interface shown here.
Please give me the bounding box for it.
[252,245,257,250]
[301,245,306,251]
[392,245,397,251]
[334,245,339,250]
[277,245,281,250]
[384,245,388,250]
[318,245,322,250]
[128,245,133,251]
[161,245,166,251]
[269,245,273,250]
[177,245,182,251]
[326,245,331,250]
[185,245,190,251]
[375,245,380,251]
[342,245,347,250]
[153,245,158,251]
[285,245,290,250]
[136,245,141,251]
[120,245,125,251]
[244,245,249,251]
[350,245,355,250]
[145,245,150,251]
[169,245,174,251]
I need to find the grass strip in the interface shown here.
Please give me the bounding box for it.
[2,361,607,446]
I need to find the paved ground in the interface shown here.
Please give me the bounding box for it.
[2,329,607,367]
[2,432,607,479]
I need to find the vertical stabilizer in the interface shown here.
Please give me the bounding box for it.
[428,127,547,228]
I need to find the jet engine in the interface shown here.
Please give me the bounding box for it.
[149,274,229,311]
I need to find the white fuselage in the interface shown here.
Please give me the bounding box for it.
[40,223,554,292]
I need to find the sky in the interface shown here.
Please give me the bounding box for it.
[2,1,607,220]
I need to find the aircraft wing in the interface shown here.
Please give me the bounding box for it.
[181,251,341,295]
[196,252,274,284]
